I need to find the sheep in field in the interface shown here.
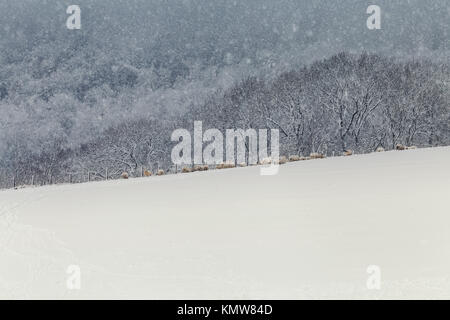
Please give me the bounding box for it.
[223,162,236,169]
[376,147,385,152]
[343,149,353,156]
[309,152,325,159]
[182,167,192,173]
[156,169,165,176]
[396,144,406,150]
[121,172,129,179]
[276,156,288,164]
[259,157,272,165]
[289,155,301,162]
[144,170,152,177]
[193,165,209,172]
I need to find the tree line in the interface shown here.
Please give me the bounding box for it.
[1,53,448,189]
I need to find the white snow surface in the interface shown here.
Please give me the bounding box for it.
[1,147,449,299]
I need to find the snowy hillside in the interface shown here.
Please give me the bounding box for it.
[1,147,449,299]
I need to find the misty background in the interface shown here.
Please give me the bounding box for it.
[0,0,448,187]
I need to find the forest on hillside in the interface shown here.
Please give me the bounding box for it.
[0,1,448,188]
[1,52,448,188]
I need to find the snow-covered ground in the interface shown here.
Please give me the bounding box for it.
[1,147,449,299]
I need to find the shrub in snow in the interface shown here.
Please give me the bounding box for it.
[239,162,247,167]
[396,144,406,150]
[376,147,385,152]
[121,172,129,179]
[156,169,165,176]
[14,185,32,190]
[406,146,417,150]
[182,167,192,173]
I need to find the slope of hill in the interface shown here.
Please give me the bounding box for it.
[1,147,449,299]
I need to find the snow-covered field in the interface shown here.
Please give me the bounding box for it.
[1,147,449,299]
